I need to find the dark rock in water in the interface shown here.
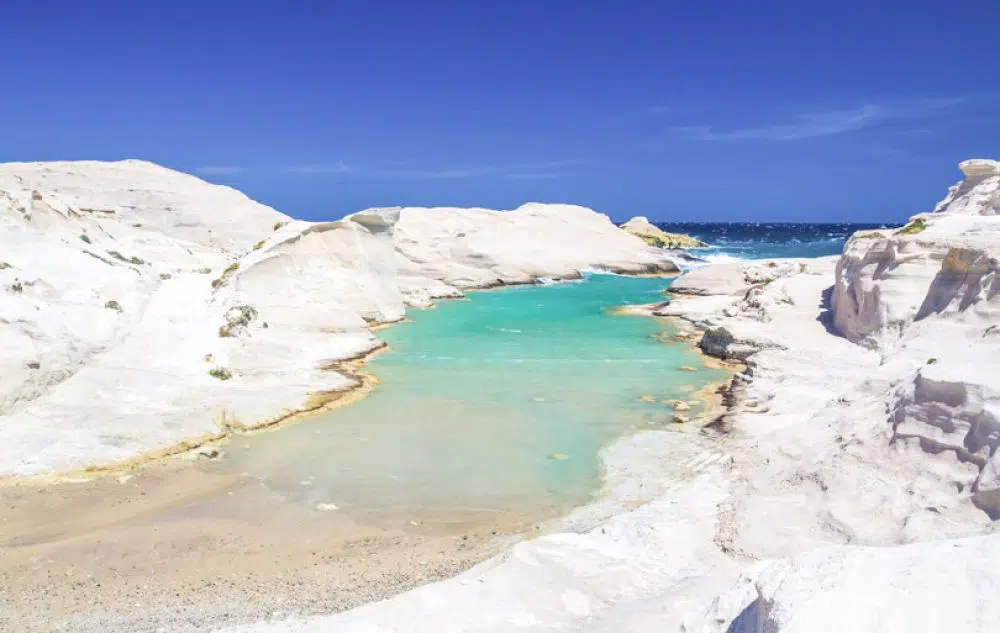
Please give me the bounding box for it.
[699,326,760,361]
[699,327,735,359]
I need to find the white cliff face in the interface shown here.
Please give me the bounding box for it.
[220,160,1000,633]
[830,158,1000,518]
[0,161,672,478]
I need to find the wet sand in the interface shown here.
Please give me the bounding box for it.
[0,460,530,633]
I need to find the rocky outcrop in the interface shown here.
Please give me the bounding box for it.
[619,215,706,249]
[0,159,289,253]
[832,159,1000,350]
[0,161,675,477]
[395,204,679,306]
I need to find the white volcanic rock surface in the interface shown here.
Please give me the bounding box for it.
[220,160,1000,633]
[0,161,673,477]
[4,157,999,633]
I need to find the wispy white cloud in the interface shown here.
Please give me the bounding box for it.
[676,97,966,142]
[505,172,560,180]
[276,159,585,180]
[379,167,493,180]
[370,159,585,180]
[283,161,352,174]
[196,165,246,175]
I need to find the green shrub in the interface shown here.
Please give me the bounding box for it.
[211,262,241,290]
[83,250,114,266]
[253,240,265,250]
[208,367,233,381]
[195,267,212,274]
[896,218,927,236]
[106,250,146,265]
[0,262,10,270]
[9,282,23,293]
[79,234,92,244]
[105,300,122,312]
[273,222,287,231]
[159,273,172,280]
[218,304,257,337]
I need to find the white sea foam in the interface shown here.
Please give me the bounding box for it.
[681,252,745,269]
[702,252,745,264]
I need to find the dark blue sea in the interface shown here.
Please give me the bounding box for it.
[655,222,887,261]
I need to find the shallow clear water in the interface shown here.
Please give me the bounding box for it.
[212,274,728,524]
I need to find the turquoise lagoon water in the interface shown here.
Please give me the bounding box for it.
[214,274,729,525]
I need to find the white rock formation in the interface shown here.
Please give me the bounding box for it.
[0,160,674,477]
[393,205,679,306]
[220,160,1000,633]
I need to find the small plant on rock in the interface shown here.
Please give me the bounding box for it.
[218,304,258,337]
[9,281,23,294]
[0,262,10,270]
[273,222,287,231]
[253,240,265,250]
[208,367,233,381]
[105,300,122,312]
[79,233,92,244]
[896,218,927,236]
[195,267,212,274]
[107,250,146,265]
[212,262,241,289]
[160,273,172,280]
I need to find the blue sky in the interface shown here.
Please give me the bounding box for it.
[1,1,996,222]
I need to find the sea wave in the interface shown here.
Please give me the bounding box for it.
[701,252,745,264]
